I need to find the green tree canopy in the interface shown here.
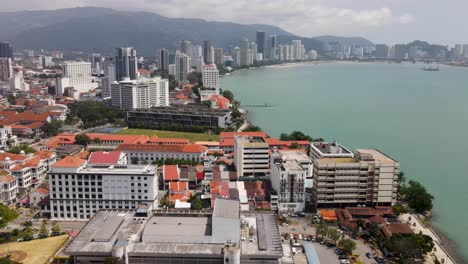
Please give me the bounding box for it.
[243,125,262,132]
[222,90,234,101]
[75,134,91,146]
[338,239,356,254]
[0,205,19,228]
[9,143,36,154]
[401,180,434,213]
[41,120,63,137]
[52,223,62,236]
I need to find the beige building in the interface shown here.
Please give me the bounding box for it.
[311,142,399,208]
[234,136,269,177]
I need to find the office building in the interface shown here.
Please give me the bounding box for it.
[192,45,204,69]
[55,77,70,96]
[90,53,103,73]
[48,154,159,220]
[292,40,302,60]
[234,136,269,177]
[269,35,278,59]
[175,53,190,82]
[111,77,169,109]
[101,58,116,99]
[310,142,399,208]
[256,31,267,59]
[115,47,137,81]
[180,40,192,60]
[157,49,169,72]
[308,50,318,60]
[62,61,97,93]
[203,40,214,64]
[375,44,389,59]
[202,64,219,90]
[394,44,408,59]
[127,106,232,129]
[0,42,13,58]
[214,48,224,65]
[250,42,258,64]
[64,199,282,264]
[232,47,241,66]
[239,38,250,66]
[0,58,13,81]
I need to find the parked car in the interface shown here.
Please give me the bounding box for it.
[307,235,312,241]
[340,260,350,264]
[366,252,372,259]
[282,222,289,227]
[298,234,303,240]
[375,257,385,263]
[295,211,306,217]
[311,236,316,242]
[334,249,343,255]
[338,254,348,260]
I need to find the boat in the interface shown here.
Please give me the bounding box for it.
[423,64,440,71]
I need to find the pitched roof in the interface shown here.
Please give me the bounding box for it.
[87,133,148,144]
[52,156,86,168]
[163,165,179,181]
[320,209,338,221]
[169,181,188,192]
[88,151,122,164]
[0,152,27,162]
[220,131,267,140]
[36,187,50,195]
[117,143,207,153]
[147,137,191,145]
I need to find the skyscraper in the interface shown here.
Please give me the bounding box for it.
[250,43,258,64]
[203,40,214,64]
[115,47,137,81]
[101,58,116,99]
[158,49,169,72]
[62,61,97,93]
[239,38,250,66]
[175,53,190,82]
[292,40,302,60]
[214,48,224,65]
[0,58,13,81]
[0,42,13,58]
[256,31,266,59]
[375,44,389,59]
[232,47,241,66]
[180,40,192,59]
[270,35,278,59]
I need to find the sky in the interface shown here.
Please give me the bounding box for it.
[0,0,466,45]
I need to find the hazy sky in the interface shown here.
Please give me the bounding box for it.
[1,0,466,45]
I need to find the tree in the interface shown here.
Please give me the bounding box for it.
[52,223,61,236]
[39,221,49,238]
[231,108,242,119]
[393,203,409,216]
[41,120,63,136]
[338,239,356,254]
[315,221,328,239]
[190,196,203,210]
[0,204,19,228]
[410,233,434,255]
[7,95,16,105]
[290,142,299,149]
[243,125,262,132]
[75,134,91,146]
[187,72,202,85]
[104,257,123,264]
[222,90,234,101]
[327,228,341,244]
[23,226,35,240]
[0,257,21,264]
[9,143,36,154]
[402,180,434,213]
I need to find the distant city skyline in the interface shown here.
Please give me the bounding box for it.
[0,0,467,45]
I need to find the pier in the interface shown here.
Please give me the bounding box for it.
[240,103,273,108]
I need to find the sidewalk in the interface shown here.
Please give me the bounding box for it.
[399,213,456,264]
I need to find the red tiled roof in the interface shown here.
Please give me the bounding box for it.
[220,132,267,140]
[36,187,49,195]
[87,133,148,144]
[321,209,338,221]
[117,143,207,153]
[52,156,86,168]
[147,137,191,145]
[169,191,191,202]
[88,151,122,164]
[164,165,179,181]
[0,152,27,162]
[219,139,234,147]
[169,181,188,192]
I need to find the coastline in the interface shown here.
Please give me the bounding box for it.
[222,63,464,264]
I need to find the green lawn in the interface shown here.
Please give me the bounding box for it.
[117,128,220,142]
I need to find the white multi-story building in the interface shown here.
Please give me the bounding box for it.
[234,136,269,177]
[168,64,176,76]
[62,61,98,93]
[0,170,17,204]
[202,64,219,89]
[10,150,56,190]
[311,142,399,208]
[271,150,312,212]
[308,50,318,60]
[175,53,190,82]
[117,143,208,164]
[55,77,70,96]
[0,58,13,81]
[111,77,169,109]
[250,43,258,63]
[101,58,116,99]
[0,126,16,149]
[232,47,241,66]
[291,40,302,60]
[48,154,159,220]
[239,38,250,66]
[214,48,224,65]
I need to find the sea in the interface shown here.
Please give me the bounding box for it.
[220,61,468,262]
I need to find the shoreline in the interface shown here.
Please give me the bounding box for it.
[222,63,463,264]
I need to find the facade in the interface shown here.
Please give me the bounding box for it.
[157,49,169,72]
[0,42,13,58]
[201,64,219,89]
[269,35,278,59]
[311,142,399,208]
[127,106,232,129]
[175,53,190,82]
[234,136,269,177]
[10,150,56,190]
[116,143,208,164]
[65,199,282,264]
[115,47,137,81]
[101,58,116,99]
[180,40,192,60]
[0,126,16,149]
[0,58,13,81]
[55,77,70,96]
[271,150,312,212]
[256,31,267,59]
[48,155,159,220]
[292,40,302,60]
[375,44,389,59]
[239,38,251,66]
[203,40,214,64]
[232,47,241,66]
[0,170,17,204]
[62,61,97,93]
[214,48,224,65]
[111,77,169,109]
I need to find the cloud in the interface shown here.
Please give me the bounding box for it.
[0,0,415,36]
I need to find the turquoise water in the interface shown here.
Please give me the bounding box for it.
[221,62,468,261]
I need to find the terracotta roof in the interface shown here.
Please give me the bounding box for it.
[36,187,49,195]
[169,191,191,202]
[163,165,179,181]
[35,150,54,160]
[52,156,86,168]
[147,137,191,145]
[219,139,234,147]
[117,143,207,153]
[0,172,15,183]
[87,133,148,144]
[368,215,387,224]
[11,156,42,171]
[169,181,188,192]
[381,223,413,239]
[220,132,267,140]
[88,151,122,164]
[321,209,338,221]
[0,152,27,162]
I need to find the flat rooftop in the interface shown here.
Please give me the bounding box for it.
[279,150,311,163]
[79,164,157,175]
[142,216,212,244]
[356,149,398,163]
[312,142,354,157]
[128,105,231,117]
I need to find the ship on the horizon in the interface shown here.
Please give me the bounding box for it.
[423,63,440,71]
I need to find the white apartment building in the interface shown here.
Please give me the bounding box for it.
[0,126,17,149]
[111,77,169,109]
[0,170,18,204]
[116,143,207,164]
[239,38,250,66]
[271,150,312,212]
[101,58,116,99]
[234,136,269,177]
[202,64,219,90]
[10,150,56,190]
[48,155,159,220]
[311,142,399,208]
[62,61,98,93]
[0,58,13,81]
